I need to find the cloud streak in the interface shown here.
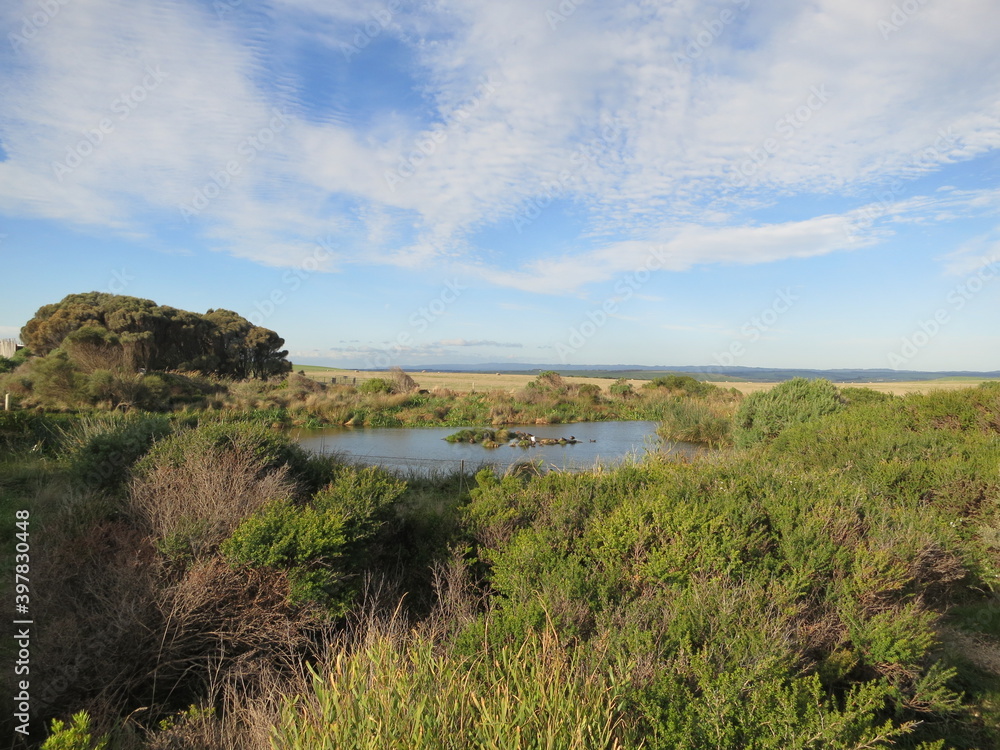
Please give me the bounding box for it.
[1,0,998,292]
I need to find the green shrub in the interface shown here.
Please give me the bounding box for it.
[358,377,392,394]
[0,346,29,373]
[222,465,406,613]
[643,374,714,397]
[41,712,108,750]
[656,398,732,446]
[733,377,844,447]
[609,377,634,397]
[62,413,172,492]
[0,410,60,454]
[135,420,329,491]
[840,386,893,407]
[31,349,86,406]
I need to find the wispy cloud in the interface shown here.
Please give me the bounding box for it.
[1,0,998,291]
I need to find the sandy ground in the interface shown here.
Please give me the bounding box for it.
[296,366,992,396]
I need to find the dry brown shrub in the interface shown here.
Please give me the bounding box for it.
[31,519,164,729]
[129,446,295,557]
[389,366,419,393]
[907,543,967,603]
[152,558,316,704]
[32,515,320,740]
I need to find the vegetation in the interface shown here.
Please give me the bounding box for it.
[733,376,844,447]
[9,292,290,410]
[5,372,1000,748]
[0,361,741,434]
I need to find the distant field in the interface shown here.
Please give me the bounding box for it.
[292,365,995,396]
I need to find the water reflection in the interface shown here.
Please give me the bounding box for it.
[294,421,703,476]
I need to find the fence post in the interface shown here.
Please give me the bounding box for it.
[4,393,9,411]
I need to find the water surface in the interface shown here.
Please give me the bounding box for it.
[294,421,702,476]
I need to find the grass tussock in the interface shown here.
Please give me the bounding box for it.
[272,627,640,750]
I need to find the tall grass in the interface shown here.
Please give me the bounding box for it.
[655,397,733,446]
[272,627,641,750]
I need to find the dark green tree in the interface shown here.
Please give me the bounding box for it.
[20,293,290,379]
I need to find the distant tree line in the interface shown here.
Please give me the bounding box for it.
[20,292,291,379]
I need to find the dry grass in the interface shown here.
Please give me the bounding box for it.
[130,446,295,559]
[300,368,994,397]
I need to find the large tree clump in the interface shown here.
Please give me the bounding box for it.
[21,292,291,379]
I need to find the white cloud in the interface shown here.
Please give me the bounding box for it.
[1,0,998,287]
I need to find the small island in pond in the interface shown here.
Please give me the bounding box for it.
[444,428,587,448]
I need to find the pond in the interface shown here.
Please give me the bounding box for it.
[294,421,704,476]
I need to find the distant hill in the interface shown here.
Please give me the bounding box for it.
[390,363,1000,383]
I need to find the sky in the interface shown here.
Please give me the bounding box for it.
[1,0,998,372]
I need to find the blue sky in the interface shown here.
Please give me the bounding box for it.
[1,0,999,371]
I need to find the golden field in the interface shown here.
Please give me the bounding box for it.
[293,365,993,397]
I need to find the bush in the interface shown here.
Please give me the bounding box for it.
[358,378,392,394]
[222,466,406,613]
[130,444,296,561]
[135,421,326,492]
[31,349,86,407]
[733,377,844,447]
[388,366,419,394]
[62,413,172,492]
[41,711,108,750]
[0,410,61,454]
[643,374,714,397]
[657,398,732,447]
[609,377,635,397]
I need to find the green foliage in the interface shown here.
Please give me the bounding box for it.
[656,397,732,446]
[0,345,28,373]
[31,349,87,406]
[271,629,641,750]
[643,374,715,397]
[21,291,290,378]
[840,386,894,407]
[19,383,1000,745]
[358,377,392,394]
[135,420,324,490]
[733,377,844,447]
[461,422,983,744]
[41,712,108,750]
[62,413,172,492]
[609,377,635,397]
[222,465,406,612]
[0,410,62,454]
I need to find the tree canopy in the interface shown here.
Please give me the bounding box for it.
[21,292,291,379]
